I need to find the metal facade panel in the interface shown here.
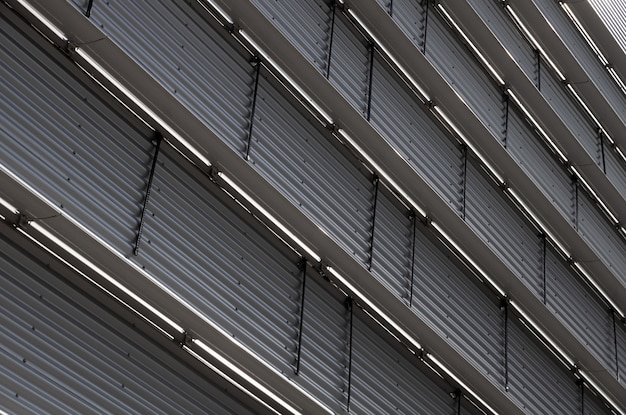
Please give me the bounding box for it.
[588,0,626,55]
[131,147,302,376]
[249,72,375,263]
[507,104,576,223]
[465,160,544,295]
[584,387,614,415]
[539,59,601,166]
[328,12,371,116]
[618,320,626,389]
[350,317,455,415]
[369,54,465,213]
[0,235,253,415]
[507,316,579,415]
[533,0,626,126]
[390,0,426,51]
[71,0,255,154]
[370,186,413,301]
[603,143,626,200]
[0,15,152,253]
[577,190,626,287]
[467,0,537,84]
[425,9,507,142]
[293,273,349,413]
[545,245,616,375]
[250,0,332,74]
[411,221,505,385]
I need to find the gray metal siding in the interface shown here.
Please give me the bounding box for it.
[618,320,626,389]
[603,142,626,200]
[507,316,579,415]
[411,221,505,386]
[577,189,626,287]
[250,0,332,74]
[350,317,455,415]
[425,9,507,142]
[0,14,152,254]
[0,234,253,415]
[507,104,576,223]
[390,0,426,51]
[249,71,375,263]
[292,273,349,413]
[467,0,537,84]
[545,245,616,375]
[369,53,465,213]
[539,58,602,165]
[131,146,302,376]
[533,0,626,127]
[328,11,371,116]
[465,159,544,296]
[584,387,614,415]
[71,0,255,155]
[370,185,413,302]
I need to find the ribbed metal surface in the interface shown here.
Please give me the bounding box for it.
[577,190,626,287]
[465,160,544,295]
[250,0,332,74]
[544,245,616,374]
[412,220,505,385]
[0,14,152,253]
[584,387,613,415]
[589,0,626,55]
[71,0,255,155]
[370,186,413,302]
[369,54,465,213]
[350,317,455,415]
[0,234,253,415]
[328,11,370,116]
[425,9,507,142]
[507,316,579,415]
[507,104,576,223]
[539,58,601,166]
[131,147,302,376]
[249,71,375,263]
[390,0,426,51]
[617,319,626,389]
[603,142,626,200]
[292,273,349,413]
[533,0,626,127]
[467,0,538,84]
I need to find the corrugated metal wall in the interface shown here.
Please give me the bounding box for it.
[292,271,349,413]
[0,12,152,254]
[411,219,505,386]
[70,0,256,155]
[577,189,626,286]
[370,184,413,301]
[369,53,466,213]
[389,0,426,51]
[250,0,332,74]
[0,234,255,415]
[617,320,626,389]
[425,7,507,142]
[544,245,616,374]
[603,140,626,198]
[538,57,602,166]
[327,11,371,116]
[249,69,375,263]
[467,0,537,85]
[506,103,576,223]
[129,145,303,377]
[507,315,580,415]
[350,316,456,414]
[532,0,626,127]
[464,159,544,296]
